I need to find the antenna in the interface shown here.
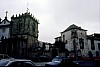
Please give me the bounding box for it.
[27,2,29,13]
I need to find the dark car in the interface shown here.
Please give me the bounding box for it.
[38,55,50,62]
[73,60,97,67]
[33,54,50,62]
[0,54,13,60]
[0,58,35,67]
[45,56,78,67]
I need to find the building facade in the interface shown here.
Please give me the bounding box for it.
[87,33,100,58]
[10,12,39,57]
[61,24,88,57]
[0,12,39,58]
[0,16,11,54]
[0,17,10,41]
[55,24,100,58]
[11,12,39,47]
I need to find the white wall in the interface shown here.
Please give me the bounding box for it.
[61,31,73,51]
[88,39,100,57]
[77,30,88,56]
[61,29,89,57]
[0,19,10,40]
[0,28,10,40]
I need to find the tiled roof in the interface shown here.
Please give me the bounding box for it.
[62,24,87,33]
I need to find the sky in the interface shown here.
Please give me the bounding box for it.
[0,0,100,43]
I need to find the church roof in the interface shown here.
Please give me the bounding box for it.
[62,24,87,33]
[0,17,10,27]
[11,12,39,24]
[2,17,10,23]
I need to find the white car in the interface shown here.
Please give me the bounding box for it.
[0,58,35,66]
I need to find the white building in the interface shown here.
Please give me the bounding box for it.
[55,24,100,58]
[87,33,100,57]
[38,41,51,51]
[60,24,88,57]
[0,17,10,41]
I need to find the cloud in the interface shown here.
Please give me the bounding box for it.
[0,0,99,43]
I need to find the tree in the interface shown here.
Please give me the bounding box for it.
[54,41,65,52]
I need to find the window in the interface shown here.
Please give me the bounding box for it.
[0,55,3,59]
[24,62,35,67]
[0,61,9,66]
[18,23,20,32]
[66,40,68,44]
[96,51,99,57]
[79,38,84,49]
[63,35,65,42]
[98,43,100,50]
[9,61,23,66]
[71,30,78,38]
[91,39,95,50]
[28,23,30,28]
[32,23,35,31]
[2,28,6,33]
[1,36,4,40]
[4,55,10,58]
[20,23,22,27]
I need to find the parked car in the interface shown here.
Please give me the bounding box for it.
[73,60,97,67]
[0,58,35,67]
[45,56,78,67]
[32,54,50,62]
[37,55,50,62]
[0,54,13,60]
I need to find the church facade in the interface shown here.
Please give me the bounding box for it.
[0,14,10,54]
[0,12,39,58]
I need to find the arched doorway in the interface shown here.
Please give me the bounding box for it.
[88,51,93,58]
[96,51,99,57]
[77,50,81,59]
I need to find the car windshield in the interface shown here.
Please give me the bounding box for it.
[0,60,9,66]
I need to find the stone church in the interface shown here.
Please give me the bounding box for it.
[0,12,10,54]
[10,12,39,58]
[0,12,39,58]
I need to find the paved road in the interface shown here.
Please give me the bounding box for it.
[33,62,49,66]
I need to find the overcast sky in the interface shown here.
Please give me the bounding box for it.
[0,0,100,43]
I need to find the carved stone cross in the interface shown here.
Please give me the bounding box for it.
[5,11,8,17]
